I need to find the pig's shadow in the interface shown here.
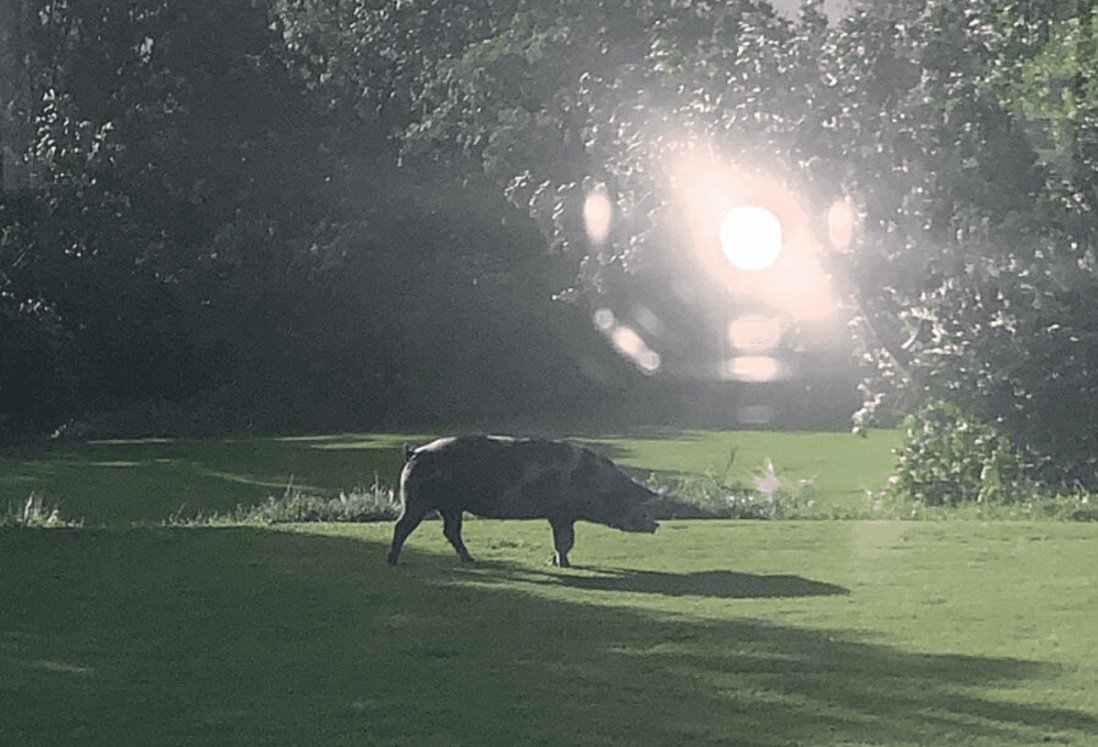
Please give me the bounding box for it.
[528,567,849,599]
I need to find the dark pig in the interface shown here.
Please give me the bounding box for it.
[386,435,660,567]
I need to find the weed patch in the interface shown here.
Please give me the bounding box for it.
[648,450,840,520]
[191,478,401,525]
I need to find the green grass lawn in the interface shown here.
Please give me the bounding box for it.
[4,428,1096,745]
[3,520,1097,745]
[0,429,901,525]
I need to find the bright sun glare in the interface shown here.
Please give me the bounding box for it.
[719,205,783,271]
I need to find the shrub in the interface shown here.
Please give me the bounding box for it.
[886,401,1034,506]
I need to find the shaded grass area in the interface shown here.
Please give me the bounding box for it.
[0,430,899,525]
[3,520,1097,745]
[0,433,429,525]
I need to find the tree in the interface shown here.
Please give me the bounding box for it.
[2,0,626,437]
[1,0,353,434]
[833,0,1098,484]
[319,0,1098,485]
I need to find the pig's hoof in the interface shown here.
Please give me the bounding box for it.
[550,554,571,568]
[459,554,476,564]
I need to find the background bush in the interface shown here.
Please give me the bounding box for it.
[885,401,1033,507]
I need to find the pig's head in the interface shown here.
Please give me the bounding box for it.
[617,481,661,533]
[580,455,661,533]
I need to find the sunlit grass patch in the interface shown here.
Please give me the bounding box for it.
[0,429,899,526]
[584,429,902,516]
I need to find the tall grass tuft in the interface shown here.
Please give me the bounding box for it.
[2,492,79,527]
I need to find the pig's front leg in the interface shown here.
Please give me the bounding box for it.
[549,519,575,567]
[441,508,475,564]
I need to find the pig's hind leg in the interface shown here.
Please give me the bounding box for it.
[441,509,475,564]
[387,501,430,565]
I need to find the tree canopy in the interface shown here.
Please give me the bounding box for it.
[1,0,626,436]
[290,0,1097,483]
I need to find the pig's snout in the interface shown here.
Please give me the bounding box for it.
[625,511,659,534]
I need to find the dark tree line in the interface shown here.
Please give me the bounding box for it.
[0,0,635,437]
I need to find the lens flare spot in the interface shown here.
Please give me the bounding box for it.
[719,206,782,271]
[609,325,661,374]
[595,308,660,373]
[593,307,615,331]
[827,200,856,251]
[723,356,786,382]
[637,350,661,373]
[632,304,666,337]
[583,190,613,245]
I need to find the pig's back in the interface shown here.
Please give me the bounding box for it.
[404,435,581,518]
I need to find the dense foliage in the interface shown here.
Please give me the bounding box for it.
[840,0,1098,488]
[3,0,1097,490]
[0,0,627,436]
[300,0,1096,488]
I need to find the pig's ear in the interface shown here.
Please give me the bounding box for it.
[403,443,415,461]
